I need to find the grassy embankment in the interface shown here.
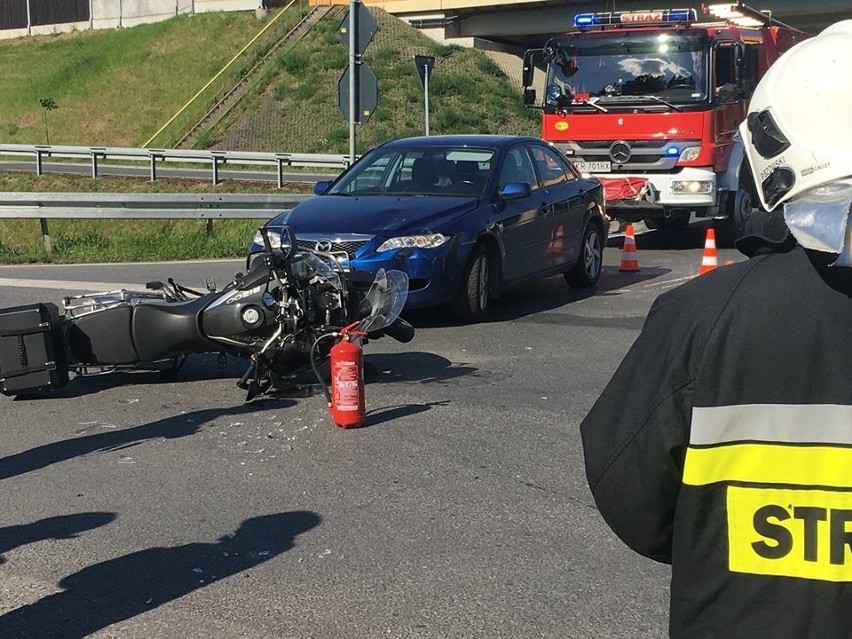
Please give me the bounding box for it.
[0,3,537,263]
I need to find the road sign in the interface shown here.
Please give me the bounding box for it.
[338,3,378,55]
[414,55,435,88]
[338,63,378,124]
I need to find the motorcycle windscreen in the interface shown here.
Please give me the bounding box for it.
[355,269,409,334]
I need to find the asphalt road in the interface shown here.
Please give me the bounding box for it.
[0,226,741,639]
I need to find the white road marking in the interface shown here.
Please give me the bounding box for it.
[0,277,157,291]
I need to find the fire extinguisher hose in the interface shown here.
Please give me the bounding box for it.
[310,333,336,403]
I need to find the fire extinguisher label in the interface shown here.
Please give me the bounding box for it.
[333,361,361,411]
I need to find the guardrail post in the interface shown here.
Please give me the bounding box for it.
[206,218,214,236]
[149,151,163,181]
[276,154,291,189]
[91,149,106,178]
[211,152,226,185]
[35,149,44,176]
[39,218,53,259]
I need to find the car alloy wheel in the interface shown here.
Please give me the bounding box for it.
[453,243,491,322]
[477,252,489,313]
[566,224,602,288]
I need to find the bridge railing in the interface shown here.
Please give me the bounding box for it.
[0,143,351,187]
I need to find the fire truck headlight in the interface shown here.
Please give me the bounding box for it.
[672,180,714,195]
[678,146,701,162]
[546,84,563,104]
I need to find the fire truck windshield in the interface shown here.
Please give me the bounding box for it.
[545,31,709,108]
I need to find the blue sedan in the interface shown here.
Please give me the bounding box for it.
[250,135,608,321]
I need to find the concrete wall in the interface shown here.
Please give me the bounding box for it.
[0,0,258,40]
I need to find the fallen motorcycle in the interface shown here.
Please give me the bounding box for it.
[0,225,414,423]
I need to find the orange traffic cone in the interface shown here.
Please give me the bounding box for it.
[698,228,718,275]
[619,223,640,272]
[547,224,564,254]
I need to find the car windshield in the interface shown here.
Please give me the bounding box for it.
[546,30,709,106]
[327,146,495,197]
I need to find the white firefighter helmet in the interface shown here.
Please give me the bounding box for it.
[740,22,852,212]
[739,20,852,263]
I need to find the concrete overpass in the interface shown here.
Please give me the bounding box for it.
[315,0,851,52]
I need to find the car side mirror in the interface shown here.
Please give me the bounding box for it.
[499,182,531,200]
[523,89,537,106]
[314,180,332,195]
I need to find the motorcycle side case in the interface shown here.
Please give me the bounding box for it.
[0,303,68,396]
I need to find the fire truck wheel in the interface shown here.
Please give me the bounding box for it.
[727,167,758,238]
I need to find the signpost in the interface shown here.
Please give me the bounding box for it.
[338,0,378,164]
[414,55,435,136]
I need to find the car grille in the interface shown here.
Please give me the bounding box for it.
[296,239,369,259]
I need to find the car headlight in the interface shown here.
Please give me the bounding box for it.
[376,233,450,252]
[252,229,290,250]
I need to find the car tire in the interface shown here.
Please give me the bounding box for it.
[453,243,490,322]
[565,223,603,288]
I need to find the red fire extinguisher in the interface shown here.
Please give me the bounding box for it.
[328,327,366,429]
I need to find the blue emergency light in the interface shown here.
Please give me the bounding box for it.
[573,8,697,28]
[666,146,681,156]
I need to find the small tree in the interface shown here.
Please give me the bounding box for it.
[39,97,58,144]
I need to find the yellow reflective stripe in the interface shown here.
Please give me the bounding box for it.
[683,443,852,488]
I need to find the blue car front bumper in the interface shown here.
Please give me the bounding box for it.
[248,237,470,310]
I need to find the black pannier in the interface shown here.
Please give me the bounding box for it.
[0,303,68,396]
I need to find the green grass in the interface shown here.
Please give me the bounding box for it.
[0,172,312,263]
[0,216,265,264]
[0,3,540,263]
[0,6,309,148]
[209,6,539,153]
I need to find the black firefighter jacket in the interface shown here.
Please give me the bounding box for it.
[580,245,852,638]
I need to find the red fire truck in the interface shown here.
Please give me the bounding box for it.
[521,2,810,231]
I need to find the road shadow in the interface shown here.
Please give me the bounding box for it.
[13,353,250,400]
[364,352,478,385]
[0,511,321,639]
[595,265,674,296]
[0,401,282,481]
[364,400,451,428]
[0,513,116,565]
[402,277,603,327]
[608,218,740,250]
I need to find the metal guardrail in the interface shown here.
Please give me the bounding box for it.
[0,144,351,187]
[0,192,313,258]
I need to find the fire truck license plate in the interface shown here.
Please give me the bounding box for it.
[573,161,611,173]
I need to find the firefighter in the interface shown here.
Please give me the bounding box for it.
[579,21,852,638]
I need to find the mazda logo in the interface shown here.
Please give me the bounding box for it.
[610,141,632,164]
[315,240,333,252]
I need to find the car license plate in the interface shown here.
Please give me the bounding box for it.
[573,161,611,173]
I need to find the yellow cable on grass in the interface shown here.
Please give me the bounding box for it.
[142,0,299,148]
